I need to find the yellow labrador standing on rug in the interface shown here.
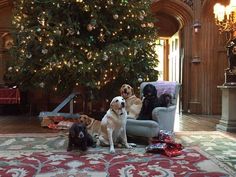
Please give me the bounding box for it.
[120,84,142,119]
[99,96,132,153]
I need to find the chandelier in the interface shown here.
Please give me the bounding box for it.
[213,0,236,33]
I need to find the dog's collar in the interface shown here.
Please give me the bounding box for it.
[111,109,123,116]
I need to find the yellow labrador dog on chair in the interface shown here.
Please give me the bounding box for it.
[120,84,142,119]
[99,96,132,153]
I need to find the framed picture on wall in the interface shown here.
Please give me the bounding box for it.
[1,32,13,50]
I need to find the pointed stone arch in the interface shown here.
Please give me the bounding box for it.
[151,0,194,113]
[151,0,194,31]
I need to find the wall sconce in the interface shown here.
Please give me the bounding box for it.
[193,21,201,33]
[191,56,201,64]
[1,32,14,50]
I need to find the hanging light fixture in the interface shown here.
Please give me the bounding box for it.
[213,0,236,33]
[214,0,236,85]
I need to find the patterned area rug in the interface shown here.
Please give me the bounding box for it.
[176,131,236,176]
[0,133,234,176]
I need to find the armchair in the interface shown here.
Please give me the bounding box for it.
[126,81,181,138]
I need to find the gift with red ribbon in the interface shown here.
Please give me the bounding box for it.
[146,130,183,157]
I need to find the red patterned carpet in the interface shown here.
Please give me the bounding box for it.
[0,148,232,176]
[0,133,233,177]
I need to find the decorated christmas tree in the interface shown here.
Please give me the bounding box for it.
[5,0,159,100]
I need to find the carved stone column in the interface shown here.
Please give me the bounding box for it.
[216,85,236,132]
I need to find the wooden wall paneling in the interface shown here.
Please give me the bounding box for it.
[181,24,193,113]
[200,1,227,114]
[188,33,202,113]
[188,62,202,113]
[151,0,194,114]
[200,21,209,114]
[163,39,169,81]
[0,0,12,9]
[188,0,203,114]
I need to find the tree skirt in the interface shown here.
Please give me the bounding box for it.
[0,133,234,176]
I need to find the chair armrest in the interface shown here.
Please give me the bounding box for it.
[126,118,160,138]
[152,105,176,131]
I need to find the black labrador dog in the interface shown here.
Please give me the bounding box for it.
[67,123,96,151]
[158,93,172,107]
[137,84,159,120]
[137,84,173,120]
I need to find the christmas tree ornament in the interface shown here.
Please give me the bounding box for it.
[103,53,108,61]
[39,82,45,88]
[90,19,97,26]
[139,15,144,20]
[121,0,128,4]
[36,27,41,32]
[89,36,94,42]
[113,14,119,20]
[107,0,113,5]
[98,33,105,42]
[37,12,47,26]
[26,53,32,58]
[141,23,146,28]
[55,29,61,35]
[8,67,13,71]
[124,66,129,72]
[148,22,154,28]
[41,49,48,54]
[141,10,146,17]
[67,28,75,36]
[84,5,90,11]
[119,48,124,55]
[87,24,94,31]
[22,13,28,18]
[87,52,92,60]
[138,78,143,82]
[134,49,137,56]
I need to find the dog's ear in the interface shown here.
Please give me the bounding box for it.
[110,99,115,110]
[86,118,92,126]
[110,99,119,111]
[120,84,125,94]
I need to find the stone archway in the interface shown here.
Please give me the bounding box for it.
[151,0,194,113]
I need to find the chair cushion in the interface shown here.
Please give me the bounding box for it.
[126,118,160,138]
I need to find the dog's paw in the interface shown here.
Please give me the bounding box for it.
[110,147,115,153]
[125,143,133,149]
[129,143,137,147]
[127,145,133,149]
